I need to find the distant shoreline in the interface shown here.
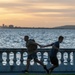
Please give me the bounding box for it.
[0,25,75,29]
[0,28,75,29]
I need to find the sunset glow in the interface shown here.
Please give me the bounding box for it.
[0,0,75,28]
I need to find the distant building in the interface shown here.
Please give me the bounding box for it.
[9,25,14,28]
[2,24,5,27]
[1,24,7,28]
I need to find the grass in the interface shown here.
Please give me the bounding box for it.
[20,73,75,75]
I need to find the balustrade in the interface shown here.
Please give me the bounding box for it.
[0,48,75,73]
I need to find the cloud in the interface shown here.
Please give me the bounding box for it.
[0,0,75,27]
[0,0,18,3]
[0,2,75,14]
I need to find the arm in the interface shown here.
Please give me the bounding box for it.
[34,42,41,47]
[53,45,59,50]
[41,43,54,47]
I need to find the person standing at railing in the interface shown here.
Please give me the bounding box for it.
[41,36,64,74]
[22,35,49,73]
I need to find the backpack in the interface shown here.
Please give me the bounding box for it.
[27,39,37,50]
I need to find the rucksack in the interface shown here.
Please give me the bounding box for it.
[27,39,37,50]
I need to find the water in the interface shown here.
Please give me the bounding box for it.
[0,28,75,48]
[0,29,74,71]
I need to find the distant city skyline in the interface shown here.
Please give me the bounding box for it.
[0,0,75,28]
[1,24,75,29]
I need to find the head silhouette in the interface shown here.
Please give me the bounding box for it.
[58,36,64,43]
[24,35,29,42]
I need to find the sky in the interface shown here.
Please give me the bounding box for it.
[0,0,75,28]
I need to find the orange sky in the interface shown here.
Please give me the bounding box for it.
[0,0,75,28]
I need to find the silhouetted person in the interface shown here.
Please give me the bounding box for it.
[41,36,64,74]
[22,35,49,73]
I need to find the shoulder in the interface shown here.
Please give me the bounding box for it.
[29,39,35,42]
[28,39,35,44]
[54,41,59,45]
